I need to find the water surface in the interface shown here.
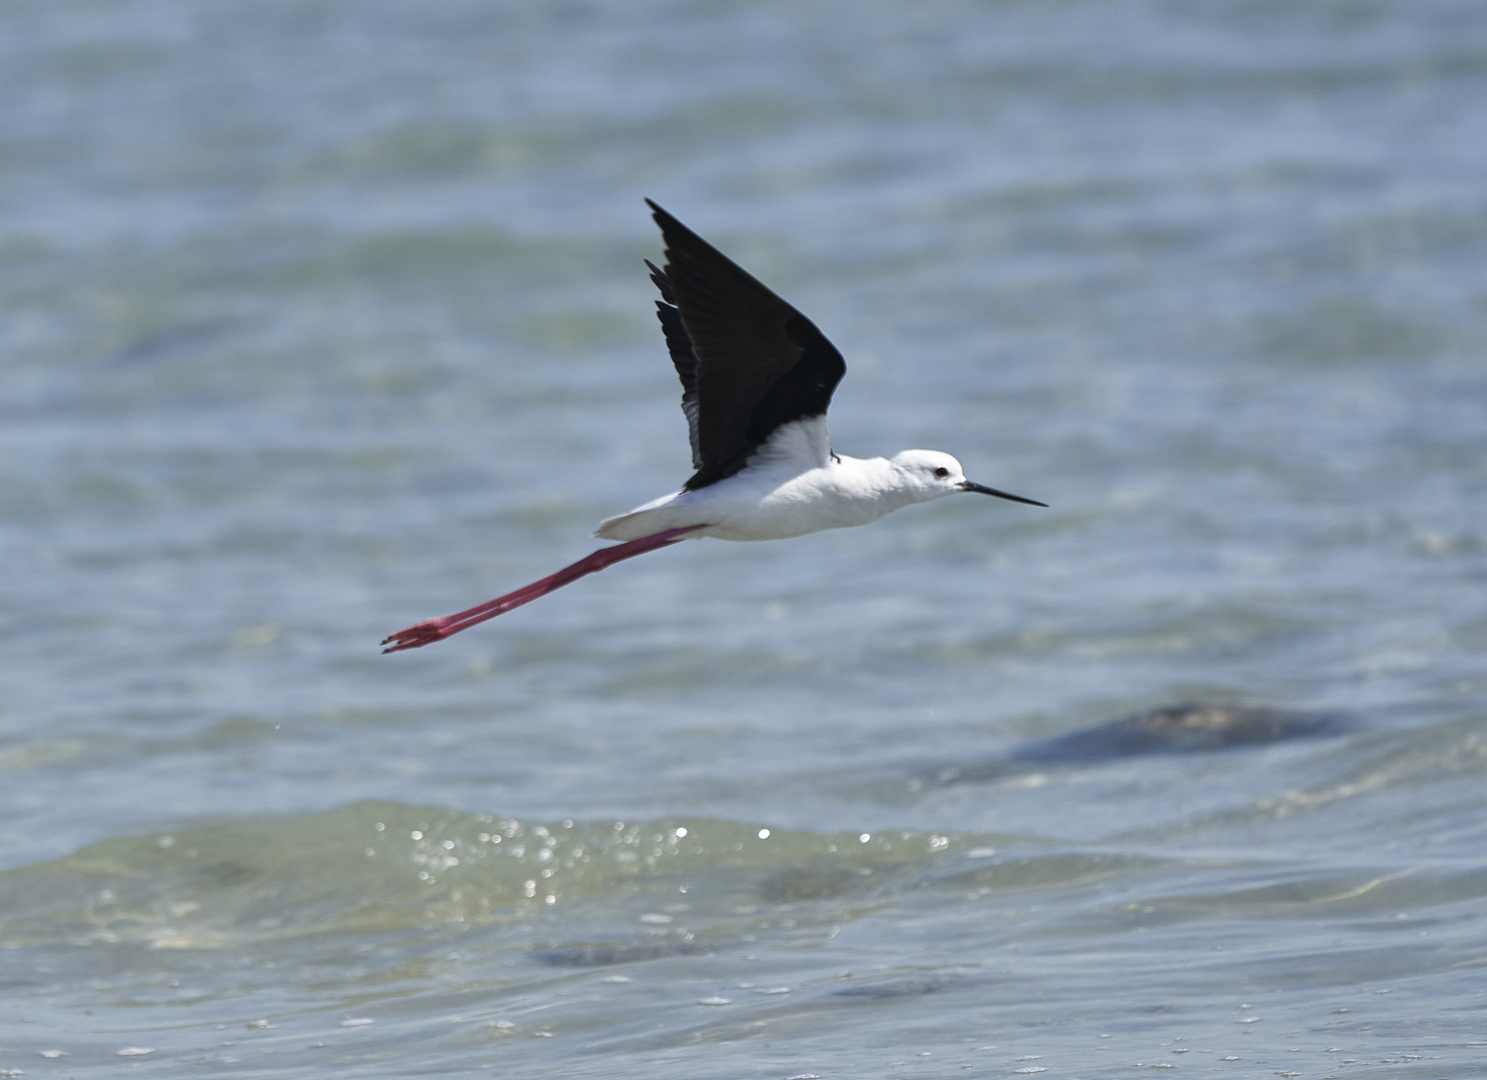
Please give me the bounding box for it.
[2,1,1486,1076]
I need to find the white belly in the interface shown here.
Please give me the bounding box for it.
[595,456,911,543]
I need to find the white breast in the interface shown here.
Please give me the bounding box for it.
[595,420,923,543]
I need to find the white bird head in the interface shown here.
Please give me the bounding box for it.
[890,449,1047,507]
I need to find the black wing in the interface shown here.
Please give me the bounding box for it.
[646,259,703,471]
[646,199,847,491]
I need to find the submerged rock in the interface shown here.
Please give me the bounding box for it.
[1013,704,1353,764]
[925,704,1353,786]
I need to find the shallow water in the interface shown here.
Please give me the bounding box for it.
[3,0,1486,1076]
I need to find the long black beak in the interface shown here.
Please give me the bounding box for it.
[959,480,1048,507]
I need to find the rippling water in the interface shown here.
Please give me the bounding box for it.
[3,1,1486,1076]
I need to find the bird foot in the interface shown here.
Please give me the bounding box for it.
[381,619,456,653]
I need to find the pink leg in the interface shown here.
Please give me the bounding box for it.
[381,525,706,653]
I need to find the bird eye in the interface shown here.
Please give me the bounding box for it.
[933,467,950,478]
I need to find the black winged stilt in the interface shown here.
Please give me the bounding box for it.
[382,201,1046,653]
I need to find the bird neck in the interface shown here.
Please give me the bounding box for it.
[834,455,942,508]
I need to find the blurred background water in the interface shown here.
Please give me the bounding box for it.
[2,0,1486,1076]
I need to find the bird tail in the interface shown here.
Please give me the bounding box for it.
[593,510,645,541]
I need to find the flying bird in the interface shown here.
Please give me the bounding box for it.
[382,201,1045,653]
